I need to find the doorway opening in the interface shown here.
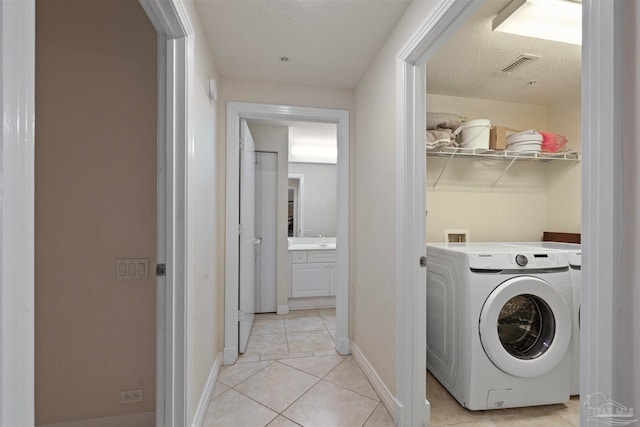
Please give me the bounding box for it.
[288,175,304,238]
[224,102,350,365]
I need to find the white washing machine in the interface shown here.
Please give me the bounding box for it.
[426,243,573,410]
[506,242,581,396]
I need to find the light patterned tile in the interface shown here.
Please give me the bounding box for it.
[211,381,229,399]
[287,330,335,353]
[266,416,301,427]
[325,356,379,400]
[284,316,326,332]
[555,396,580,426]
[490,411,575,426]
[259,351,313,361]
[217,360,273,387]
[245,333,288,355]
[203,389,277,427]
[283,380,378,427]
[279,354,346,378]
[312,349,340,356]
[317,308,336,317]
[429,399,484,427]
[252,318,286,335]
[235,362,319,413]
[442,421,497,427]
[319,311,336,329]
[328,329,336,341]
[364,403,395,427]
[285,309,320,318]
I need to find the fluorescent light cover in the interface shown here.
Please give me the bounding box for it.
[289,144,337,163]
[492,0,581,46]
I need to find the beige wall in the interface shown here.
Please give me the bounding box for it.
[426,94,550,242]
[35,0,157,423]
[546,98,582,234]
[352,0,439,396]
[246,124,290,307]
[184,0,224,423]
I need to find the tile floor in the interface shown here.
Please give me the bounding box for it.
[203,308,580,426]
[203,309,394,427]
[427,371,580,427]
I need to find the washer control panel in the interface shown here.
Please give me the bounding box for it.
[468,251,568,270]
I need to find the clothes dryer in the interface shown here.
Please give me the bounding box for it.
[427,243,573,410]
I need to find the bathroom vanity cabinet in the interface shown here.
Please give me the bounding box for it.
[290,249,337,297]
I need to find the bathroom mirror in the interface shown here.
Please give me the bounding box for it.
[287,122,337,238]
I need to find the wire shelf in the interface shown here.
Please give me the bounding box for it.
[426,147,581,188]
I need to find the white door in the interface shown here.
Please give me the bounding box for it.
[239,119,256,353]
[255,152,277,313]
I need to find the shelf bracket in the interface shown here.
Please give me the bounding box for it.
[433,151,457,188]
[491,156,518,188]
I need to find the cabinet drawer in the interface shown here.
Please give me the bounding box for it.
[291,251,307,263]
[307,250,337,263]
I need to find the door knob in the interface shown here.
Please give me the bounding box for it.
[253,238,262,245]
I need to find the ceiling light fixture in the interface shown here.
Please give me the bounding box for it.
[492,0,581,45]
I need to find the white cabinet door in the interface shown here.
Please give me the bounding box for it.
[291,263,331,297]
[329,264,337,296]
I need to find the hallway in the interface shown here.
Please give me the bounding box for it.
[203,309,393,426]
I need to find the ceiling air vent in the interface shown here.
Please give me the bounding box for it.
[501,54,541,73]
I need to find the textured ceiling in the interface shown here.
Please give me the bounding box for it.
[194,0,412,88]
[427,0,581,105]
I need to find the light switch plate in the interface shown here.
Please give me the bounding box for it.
[116,258,149,281]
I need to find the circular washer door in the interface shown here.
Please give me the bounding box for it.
[479,276,571,378]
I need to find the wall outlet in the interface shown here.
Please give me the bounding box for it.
[120,388,143,404]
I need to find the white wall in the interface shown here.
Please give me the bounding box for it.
[246,123,290,308]
[183,0,223,424]
[426,94,550,242]
[353,0,439,396]
[425,93,582,242]
[288,163,337,238]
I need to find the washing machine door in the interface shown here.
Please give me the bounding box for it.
[479,276,571,378]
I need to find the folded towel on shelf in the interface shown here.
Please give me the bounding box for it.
[426,128,458,150]
[427,112,463,131]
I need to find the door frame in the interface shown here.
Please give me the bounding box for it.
[138,0,192,425]
[1,0,190,424]
[396,0,624,425]
[224,102,350,364]
[0,0,35,424]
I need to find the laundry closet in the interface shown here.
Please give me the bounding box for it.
[424,0,582,423]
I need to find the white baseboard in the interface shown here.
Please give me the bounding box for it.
[277,304,289,315]
[350,342,397,419]
[37,411,155,427]
[192,352,222,427]
[287,297,335,310]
